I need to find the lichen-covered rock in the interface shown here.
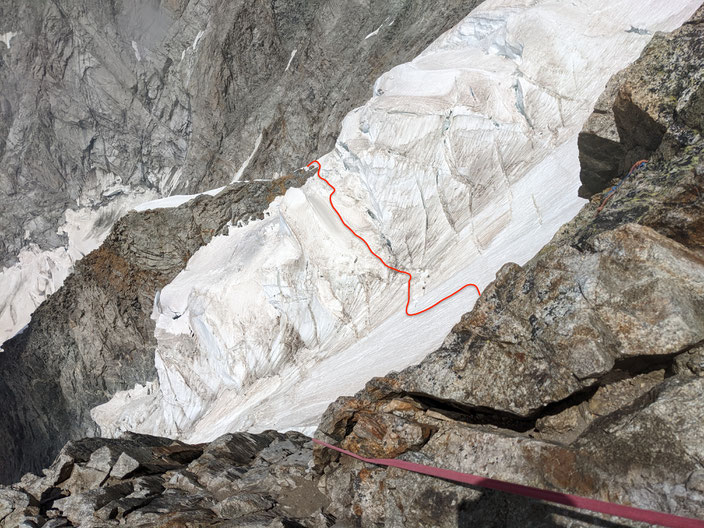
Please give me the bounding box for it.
[1,431,330,528]
[0,488,40,528]
[579,5,704,197]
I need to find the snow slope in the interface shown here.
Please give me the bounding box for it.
[92,0,703,440]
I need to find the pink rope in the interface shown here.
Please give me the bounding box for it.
[313,439,704,527]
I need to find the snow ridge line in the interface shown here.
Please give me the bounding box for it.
[307,160,481,316]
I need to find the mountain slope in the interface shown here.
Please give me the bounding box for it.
[91,0,701,449]
[1,6,703,526]
[0,0,485,484]
[0,0,483,345]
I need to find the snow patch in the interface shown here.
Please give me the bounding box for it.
[365,23,383,40]
[0,32,17,49]
[134,186,226,212]
[232,132,263,183]
[0,245,72,348]
[285,49,297,72]
[192,30,205,50]
[131,40,141,61]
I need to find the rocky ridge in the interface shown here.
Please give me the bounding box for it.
[2,5,703,528]
[315,7,704,526]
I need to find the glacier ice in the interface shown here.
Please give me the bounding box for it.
[91,0,703,440]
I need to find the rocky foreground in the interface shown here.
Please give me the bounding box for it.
[2,6,704,528]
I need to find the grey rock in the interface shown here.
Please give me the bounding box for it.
[673,343,704,377]
[0,0,483,270]
[43,519,70,528]
[579,5,704,197]
[86,446,121,474]
[59,465,109,495]
[4,431,329,527]
[211,493,275,518]
[109,453,140,480]
[577,73,627,197]
[0,487,38,528]
[53,482,133,525]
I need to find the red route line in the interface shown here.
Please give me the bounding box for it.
[313,439,704,528]
[307,160,481,316]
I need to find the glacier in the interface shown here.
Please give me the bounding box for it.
[91,0,703,441]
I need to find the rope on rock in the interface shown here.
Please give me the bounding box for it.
[313,439,704,528]
[596,159,648,215]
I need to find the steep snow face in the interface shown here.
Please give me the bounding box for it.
[92,0,702,440]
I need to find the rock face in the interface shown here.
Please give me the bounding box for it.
[578,6,704,197]
[0,0,487,485]
[0,0,482,346]
[313,7,704,526]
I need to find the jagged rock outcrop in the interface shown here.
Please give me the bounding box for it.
[578,7,704,197]
[314,8,704,526]
[0,0,484,484]
[0,431,331,528]
[0,172,310,485]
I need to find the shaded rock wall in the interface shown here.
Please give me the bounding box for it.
[0,0,481,269]
[578,7,704,197]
